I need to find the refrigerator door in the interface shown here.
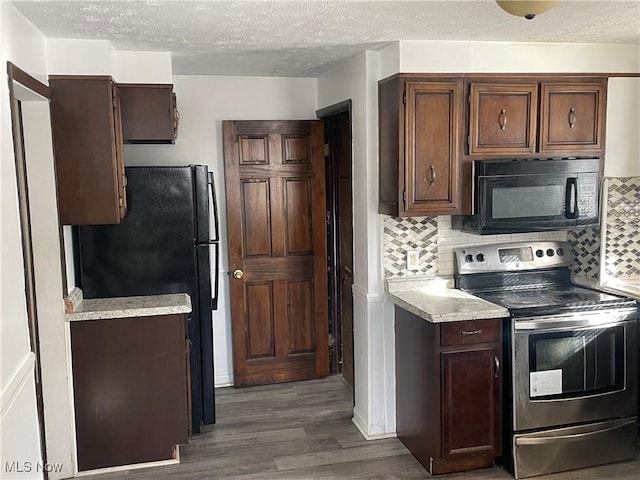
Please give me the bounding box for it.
[78,167,197,299]
[77,165,213,434]
[196,243,214,424]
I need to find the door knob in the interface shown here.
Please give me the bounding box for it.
[232,269,244,279]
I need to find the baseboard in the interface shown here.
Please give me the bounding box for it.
[352,407,396,441]
[1,352,36,421]
[215,374,233,388]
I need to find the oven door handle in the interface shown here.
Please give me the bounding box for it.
[515,320,631,331]
[515,419,637,446]
[514,312,638,331]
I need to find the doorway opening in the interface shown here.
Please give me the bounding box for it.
[317,100,354,392]
[7,62,74,478]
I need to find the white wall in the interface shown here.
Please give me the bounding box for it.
[320,39,640,439]
[1,2,47,478]
[605,78,640,177]
[123,75,318,386]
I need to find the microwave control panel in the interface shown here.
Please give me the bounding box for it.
[577,180,598,216]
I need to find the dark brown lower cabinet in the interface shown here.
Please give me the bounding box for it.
[395,307,503,475]
[71,314,190,471]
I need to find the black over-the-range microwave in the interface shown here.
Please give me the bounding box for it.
[453,158,601,235]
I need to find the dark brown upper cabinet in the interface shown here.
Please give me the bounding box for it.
[118,84,178,144]
[468,82,539,156]
[539,80,606,155]
[467,77,607,158]
[379,75,463,217]
[49,76,127,225]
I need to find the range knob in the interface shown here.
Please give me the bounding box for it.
[556,247,565,256]
[465,254,474,263]
[476,253,485,262]
[536,249,544,258]
[546,249,555,257]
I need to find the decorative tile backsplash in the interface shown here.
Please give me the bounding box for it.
[383,216,438,278]
[568,227,600,280]
[603,177,640,279]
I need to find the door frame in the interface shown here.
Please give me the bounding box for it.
[316,100,353,386]
[7,61,75,479]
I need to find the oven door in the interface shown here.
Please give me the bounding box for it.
[475,171,599,233]
[512,308,637,431]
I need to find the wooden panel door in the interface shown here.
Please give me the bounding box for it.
[468,82,538,156]
[223,120,329,387]
[539,80,606,155]
[441,347,501,461]
[405,80,462,215]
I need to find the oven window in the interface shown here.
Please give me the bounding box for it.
[492,185,564,219]
[528,326,624,400]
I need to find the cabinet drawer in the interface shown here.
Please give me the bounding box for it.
[441,319,501,346]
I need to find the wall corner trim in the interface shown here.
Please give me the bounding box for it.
[1,351,36,421]
[352,284,383,303]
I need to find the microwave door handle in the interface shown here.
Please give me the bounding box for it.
[565,177,579,219]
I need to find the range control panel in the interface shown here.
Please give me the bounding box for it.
[454,241,571,275]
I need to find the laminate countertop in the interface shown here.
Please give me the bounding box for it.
[386,277,509,323]
[65,289,192,321]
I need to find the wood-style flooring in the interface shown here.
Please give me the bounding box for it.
[83,376,639,479]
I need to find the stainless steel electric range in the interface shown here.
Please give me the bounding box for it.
[454,241,638,479]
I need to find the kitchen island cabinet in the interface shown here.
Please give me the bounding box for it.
[395,307,503,475]
[67,293,191,472]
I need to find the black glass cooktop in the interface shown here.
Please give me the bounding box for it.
[472,285,636,316]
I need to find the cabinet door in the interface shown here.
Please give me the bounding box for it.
[118,84,177,143]
[469,83,538,156]
[49,76,125,225]
[405,81,461,215]
[539,80,606,155]
[441,347,501,461]
[71,314,189,471]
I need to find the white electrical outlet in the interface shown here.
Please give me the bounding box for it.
[406,250,420,271]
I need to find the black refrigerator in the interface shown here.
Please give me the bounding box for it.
[76,165,219,434]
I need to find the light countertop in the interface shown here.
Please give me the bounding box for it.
[65,290,192,321]
[599,278,640,302]
[386,277,509,323]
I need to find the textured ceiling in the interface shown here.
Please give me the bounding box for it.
[11,1,640,77]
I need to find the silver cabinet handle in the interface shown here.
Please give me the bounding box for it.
[568,107,576,128]
[428,165,436,186]
[499,108,507,130]
[461,329,482,336]
[494,356,500,378]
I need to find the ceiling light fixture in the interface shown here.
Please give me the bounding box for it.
[496,0,559,20]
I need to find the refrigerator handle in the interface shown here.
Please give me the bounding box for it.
[212,242,219,311]
[208,171,220,242]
